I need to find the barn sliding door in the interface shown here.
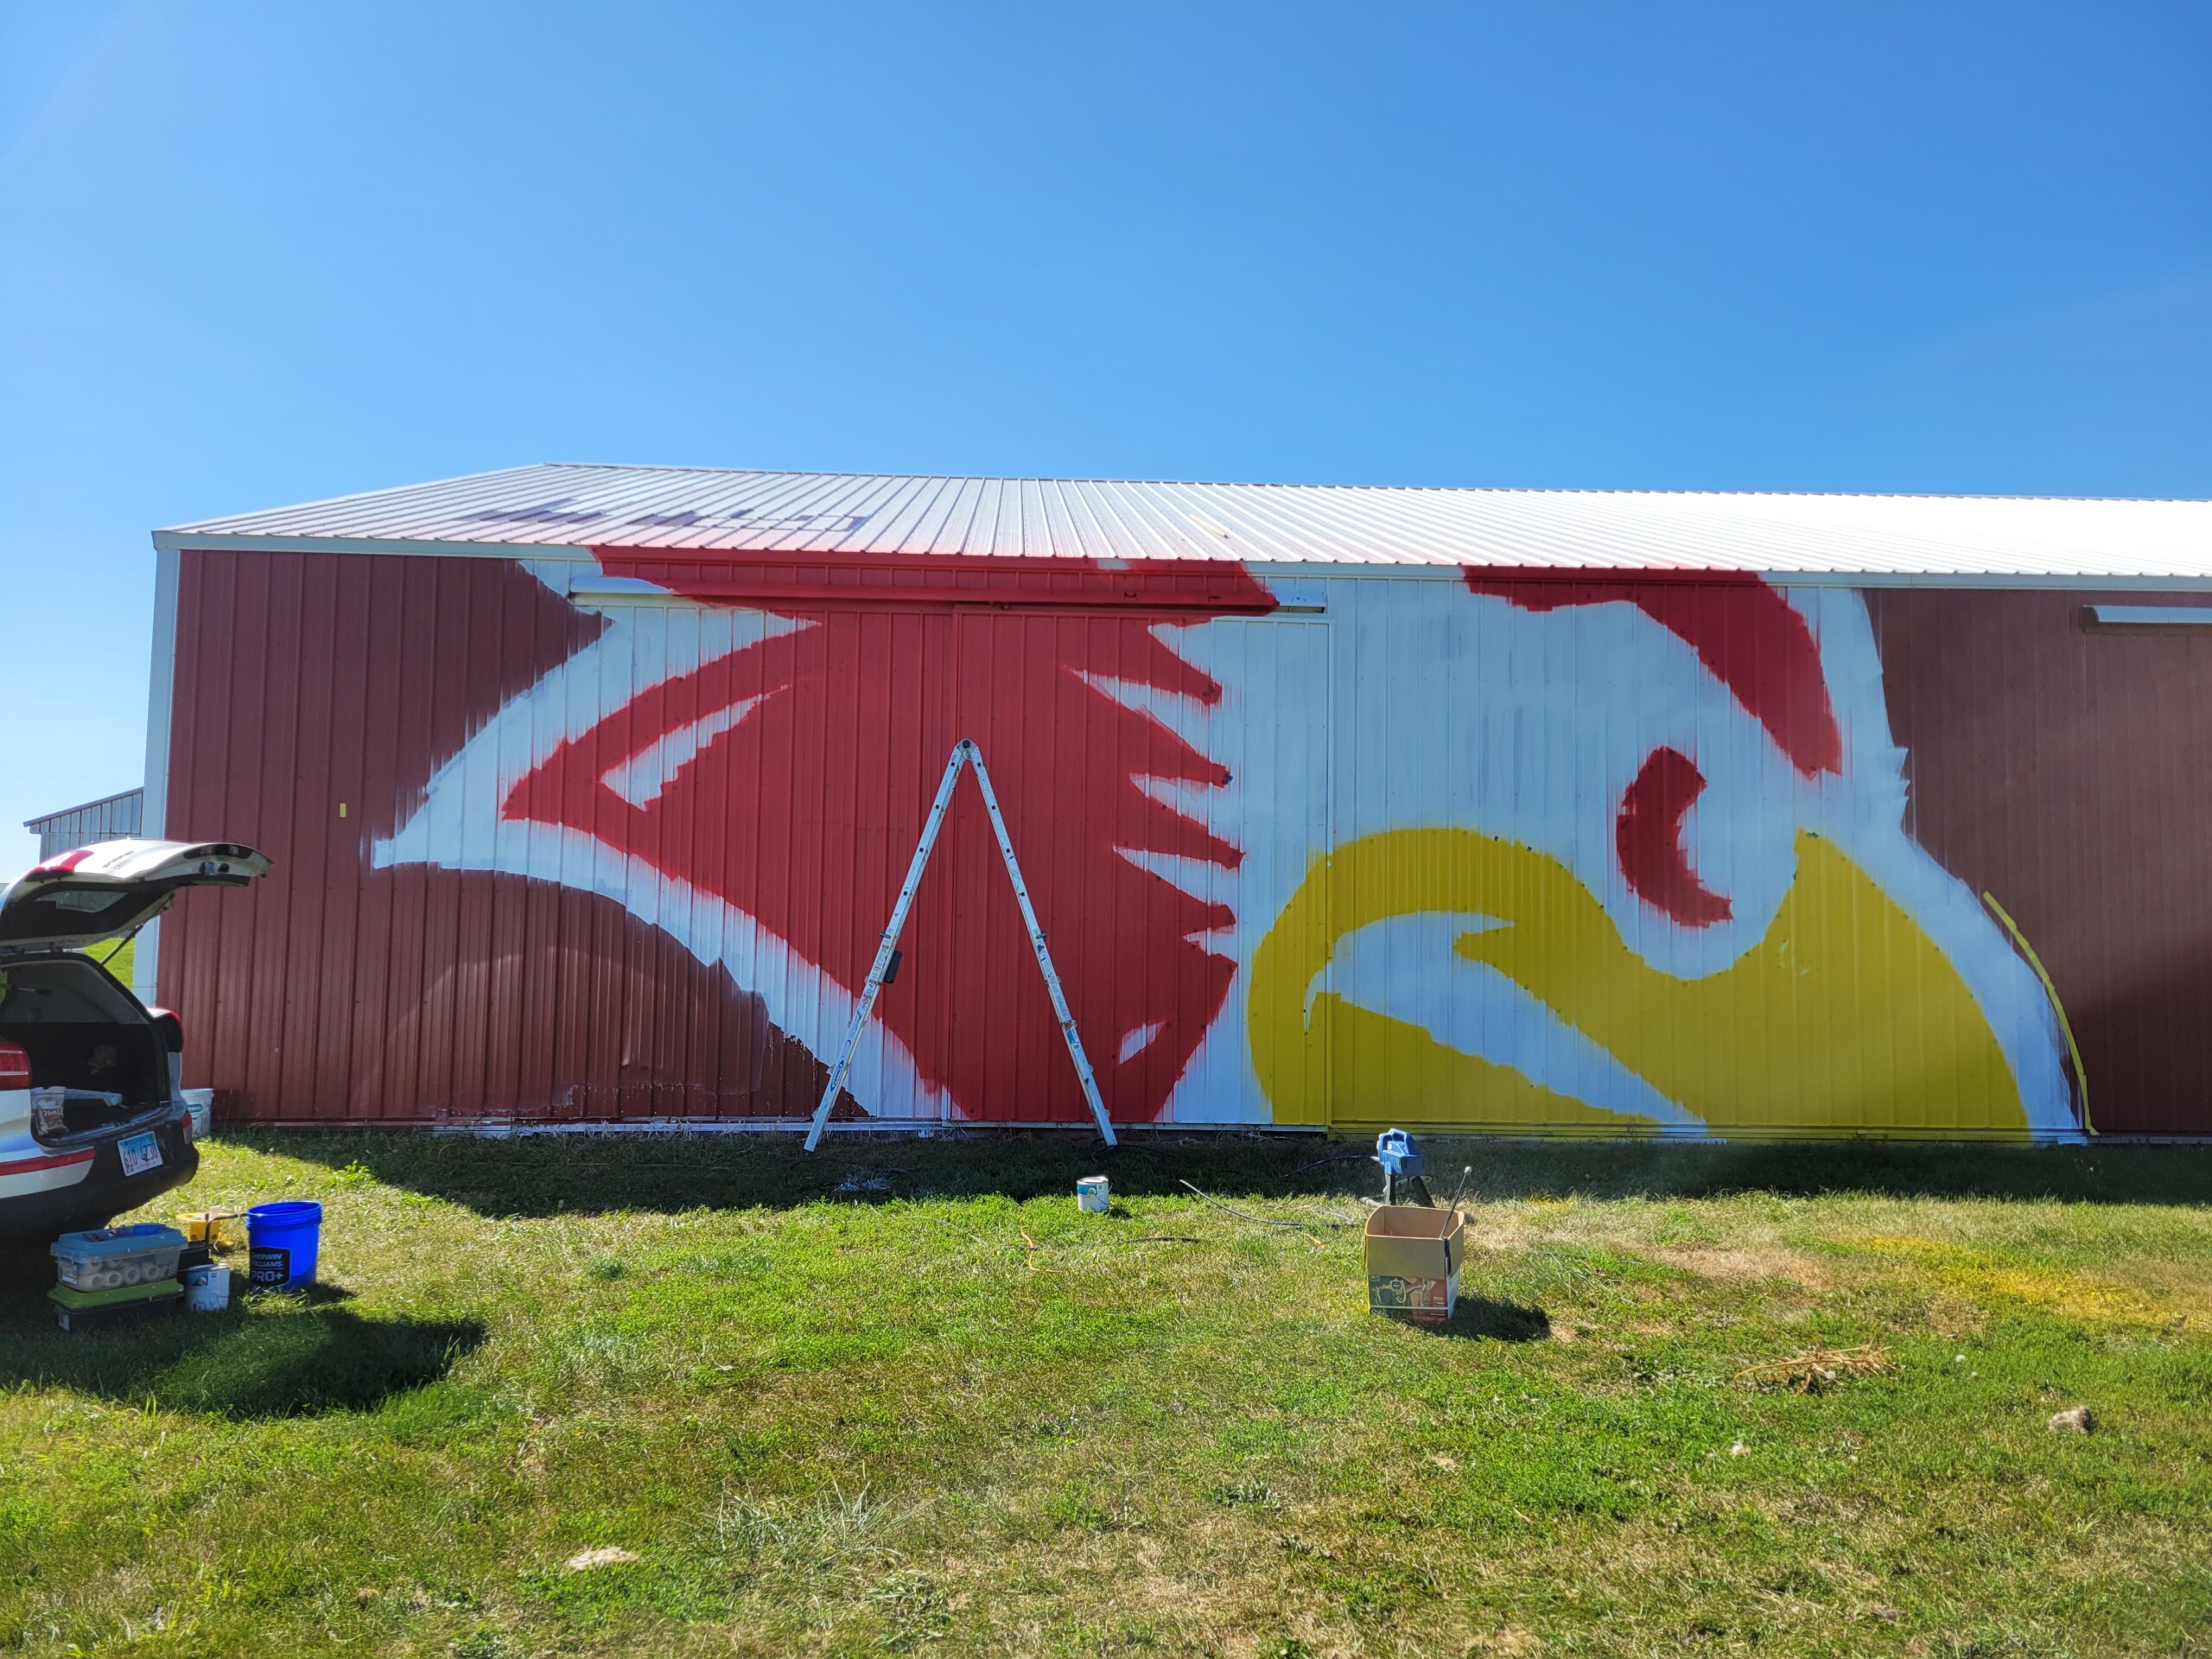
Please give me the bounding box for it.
[941,609,1332,1128]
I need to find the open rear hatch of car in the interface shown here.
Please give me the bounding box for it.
[3,957,173,1136]
[0,839,271,1141]
[0,840,270,957]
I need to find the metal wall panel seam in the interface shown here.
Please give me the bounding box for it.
[248,551,302,1121]
[132,545,182,1001]
[278,553,340,1118]
[351,555,402,1119]
[199,554,249,1109]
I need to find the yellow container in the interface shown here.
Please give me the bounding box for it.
[176,1208,246,1252]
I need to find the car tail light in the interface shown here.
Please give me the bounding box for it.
[0,1040,29,1091]
[147,1007,184,1056]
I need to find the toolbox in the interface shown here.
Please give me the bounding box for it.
[50,1223,187,1291]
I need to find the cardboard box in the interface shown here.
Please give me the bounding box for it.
[1363,1205,1465,1325]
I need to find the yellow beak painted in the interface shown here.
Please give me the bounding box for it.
[1249,828,2031,1138]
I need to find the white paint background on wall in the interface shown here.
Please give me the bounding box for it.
[1086,615,1333,1125]
[372,563,2074,1137]
[1216,577,2069,1136]
[1135,576,2070,1136]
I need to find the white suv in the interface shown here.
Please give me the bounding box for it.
[0,839,269,1240]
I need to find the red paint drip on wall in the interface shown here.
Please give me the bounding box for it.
[1618,747,1732,928]
[1463,573,1844,777]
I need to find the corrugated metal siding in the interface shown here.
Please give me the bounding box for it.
[161,463,2212,579]
[1870,588,2212,1136]
[24,790,143,859]
[158,549,1312,1125]
[160,550,812,1122]
[154,545,2212,1137]
[1298,573,2073,1139]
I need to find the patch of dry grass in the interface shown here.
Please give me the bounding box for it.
[1849,1232,2200,1329]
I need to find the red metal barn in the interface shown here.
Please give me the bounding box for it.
[134,467,2212,1140]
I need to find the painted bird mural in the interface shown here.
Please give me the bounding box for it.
[378,560,2077,1140]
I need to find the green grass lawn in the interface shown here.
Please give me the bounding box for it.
[79,938,134,987]
[2,1134,2208,1657]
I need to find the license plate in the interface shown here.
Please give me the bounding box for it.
[116,1131,163,1179]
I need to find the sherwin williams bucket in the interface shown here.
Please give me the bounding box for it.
[1076,1175,1110,1214]
[246,1201,322,1290]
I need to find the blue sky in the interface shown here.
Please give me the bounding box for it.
[2,2,2208,874]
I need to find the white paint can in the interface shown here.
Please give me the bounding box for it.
[1076,1176,1110,1214]
[182,1088,215,1140]
[184,1262,231,1313]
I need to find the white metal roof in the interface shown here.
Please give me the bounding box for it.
[156,463,2212,580]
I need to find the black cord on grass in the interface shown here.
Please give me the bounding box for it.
[1177,1179,1358,1230]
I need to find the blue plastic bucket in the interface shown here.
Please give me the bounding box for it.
[245,1200,322,1291]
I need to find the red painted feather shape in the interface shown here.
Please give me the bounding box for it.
[500,575,1273,1122]
[1463,572,1842,777]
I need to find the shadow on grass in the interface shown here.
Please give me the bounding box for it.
[1429,1296,1552,1343]
[251,1128,2212,1218]
[0,1249,482,1418]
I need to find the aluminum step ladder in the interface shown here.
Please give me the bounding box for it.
[803,740,1117,1152]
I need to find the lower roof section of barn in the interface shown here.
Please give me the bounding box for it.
[137,467,2212,1140]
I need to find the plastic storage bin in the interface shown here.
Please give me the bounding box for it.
[50,1223,187,1291]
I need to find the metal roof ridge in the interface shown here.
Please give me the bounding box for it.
[164,460,2212,517]
[520,464,2212,505]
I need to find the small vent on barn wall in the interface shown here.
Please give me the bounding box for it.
[2081,605,2212,632]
